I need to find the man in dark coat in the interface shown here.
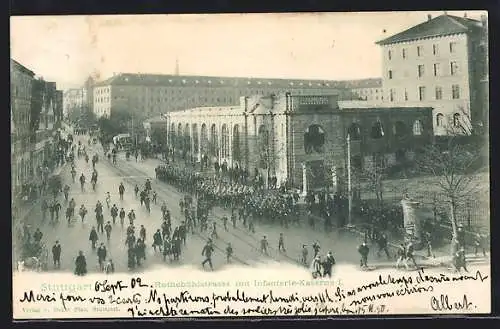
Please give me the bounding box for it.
[376,234,391,260]
[202,240,214,270]
[97,243,107,271]
[75,251,87,276]
[89,226,98,249]
[52,241,61,269]
[358,242,369,268]
[323,251,336,278]
[153,229,163,252]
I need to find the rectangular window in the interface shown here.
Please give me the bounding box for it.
[450,61,458,75]
[389,89,395,102]
[433,63,440,76]
[388,70,393,79]
[452,85,460,99]
[433,44,439,55]
[419,86,426,101]
[388,50,392,60]
[417,46,423,57]
[449,42,456,53]
[418,65,425,78]
[404,89,408,101]
[402,48,407,59]
[435,86,443,100]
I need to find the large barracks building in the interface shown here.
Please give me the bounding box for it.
[165,93,433,191]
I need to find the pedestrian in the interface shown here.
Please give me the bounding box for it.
[110,204,118,224]
[358,242,369,268]
[323,251,336,278]
[105,192,111,209]
[104,221,112,241]
[301,244,308,265]
[75,251,87,276]
[97,243,107,271]
[311,255,322,279]
[153,229,163,252]
[222,216,228,231]
[152,191,157,204]
[128,210,136,226]
[211,222,218,240]
[454,248,468,273]
[33,228,43,243]
[201,240,214,270]
[52,241,61,269]
[376,234,391,259]
[66,206,73,224]
[41,200,48,221]
[89,226,98,249]
[104,259,115,274]
[425,232,435,258]
[134,185,139,198]
[474,233,486,257]
[140,225,146,242]
[226,243,233,263]
[127,247,136,270]
[395,243,406,269]
[404,242,418,270]
[260,236,269,255]
[97,212,104,233]
[278,233,286,253]
[312,242,321,258]
[119,183,125,200]
[79,205,87,223]
[119,208,126,227]
[231,213,237,228]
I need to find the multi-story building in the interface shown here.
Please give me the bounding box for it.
[376,13,488,135]
[92,73,371,119]
[63,88,87,116]
[10,59,34,198]
[166,93,433,192]
[346,78,384,102]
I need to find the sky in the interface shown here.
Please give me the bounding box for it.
[10,11,487,90]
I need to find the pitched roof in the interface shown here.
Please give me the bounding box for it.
[94,73,381,90]
[376,14,483,45]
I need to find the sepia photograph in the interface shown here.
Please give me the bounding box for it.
[11,11,490,319]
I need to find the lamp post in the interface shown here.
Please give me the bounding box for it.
[346,133,354,228]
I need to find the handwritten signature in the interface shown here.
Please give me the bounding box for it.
[430,294,475,312]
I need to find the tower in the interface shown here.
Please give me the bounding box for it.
[175,58,180,76]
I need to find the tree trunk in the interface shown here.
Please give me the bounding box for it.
[449,198,459,256]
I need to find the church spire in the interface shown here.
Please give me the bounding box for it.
[175,58,180,76]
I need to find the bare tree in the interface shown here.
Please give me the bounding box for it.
[416,110,483,251]
[354,154,389,207]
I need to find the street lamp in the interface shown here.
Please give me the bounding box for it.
[346,133,354,228]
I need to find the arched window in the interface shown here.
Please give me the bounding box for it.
[370,121,384,139]
[393,121,408,138]
[192,124,199,153]
[413,120,423,136]
[304,125,325,154]
[347,123,361,141]
[221,124,229,158]
[258,125,269,168]
[200,123,208,154]
[184,123,191,151]
[210,124,218,156]
[453,113,461,127]
[436,113,444,127]
[232,125,241,162]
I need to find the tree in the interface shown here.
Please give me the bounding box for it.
[416,113,483,254]
[353,153,390,207]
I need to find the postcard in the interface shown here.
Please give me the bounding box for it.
[10,11,490,319]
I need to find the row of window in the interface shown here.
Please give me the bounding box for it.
[388,61,459,79]
[388,84,460,102]
[436,113,462,127]
[388,42,457,60]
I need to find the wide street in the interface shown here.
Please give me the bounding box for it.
[15,134,488,275]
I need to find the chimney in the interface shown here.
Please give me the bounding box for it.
[427,14,432,21]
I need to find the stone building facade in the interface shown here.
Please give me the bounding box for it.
[377,13,488,135]
[166,93,433,192]
[10,59,34,197]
